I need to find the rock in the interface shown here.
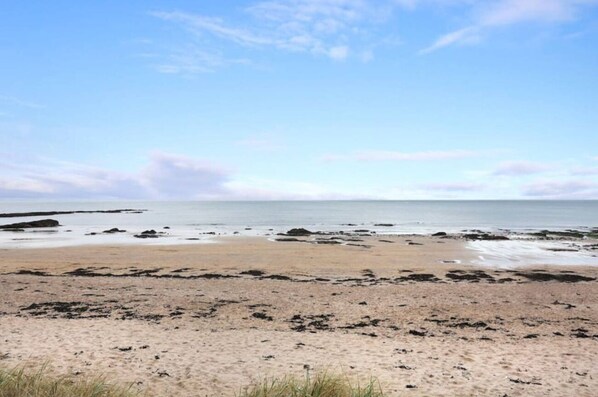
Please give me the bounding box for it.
[286,228,313,236]
[103,228,126,234]
[0,219,60,229]
[432,232,447,237]
[374,223,394,227]
[462,233,509,241]
[134,229,159,239]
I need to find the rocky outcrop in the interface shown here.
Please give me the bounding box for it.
[134,230,159,239]
[0,209,145,218]
[462,233,509,241]
[285,228,313,236]
[103,228,126,234]
[0,219,60,229]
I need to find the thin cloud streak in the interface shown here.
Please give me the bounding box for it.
[420,0,598,53]
[0,95,44,109]
[420,182,485,192]
[322,149,480,162]
[419,26,480,54]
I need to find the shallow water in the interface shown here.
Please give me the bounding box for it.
[1,200,598,267]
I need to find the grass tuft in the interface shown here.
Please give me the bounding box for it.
[0,365,139,397]
[238,371,385,397]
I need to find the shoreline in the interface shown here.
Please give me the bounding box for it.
[1,233,597,268]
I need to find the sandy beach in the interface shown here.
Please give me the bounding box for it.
[1,236,597,396]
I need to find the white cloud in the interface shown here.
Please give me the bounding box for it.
[328,45,349,60]
[0,152,230,200]
[492,160,552,176]
[570,166,598,176]
[140,152,231,199]
[0,152,353,200]
[322,149,480,162]
[522,178,598,199]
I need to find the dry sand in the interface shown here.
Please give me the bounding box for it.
[0,236,597,396]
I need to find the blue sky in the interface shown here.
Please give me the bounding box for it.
[1,0,597,200]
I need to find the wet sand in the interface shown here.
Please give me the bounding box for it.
[0,236,597,396]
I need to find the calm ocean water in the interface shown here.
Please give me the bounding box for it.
[1,201,598,257]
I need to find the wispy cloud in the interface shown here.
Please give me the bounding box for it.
[322,149,480,162]
[419,0,598,53]
[154,46,250,75]
[0,95,44,109]
[150,0,397,71]
[492,160,552,176]
[151,12,275,47]
[420,181,485,192]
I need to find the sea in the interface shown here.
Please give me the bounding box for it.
[1,200,597,266]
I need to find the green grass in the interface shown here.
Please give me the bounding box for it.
[237,371,385,397]
[0,365,139,397]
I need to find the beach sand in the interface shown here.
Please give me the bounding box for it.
[1,236,597,396]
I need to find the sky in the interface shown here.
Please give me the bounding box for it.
[1,0,598,200]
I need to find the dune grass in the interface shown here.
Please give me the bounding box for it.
[1,365,384,397]
[238,371,385,397]
[0,365,138,397]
